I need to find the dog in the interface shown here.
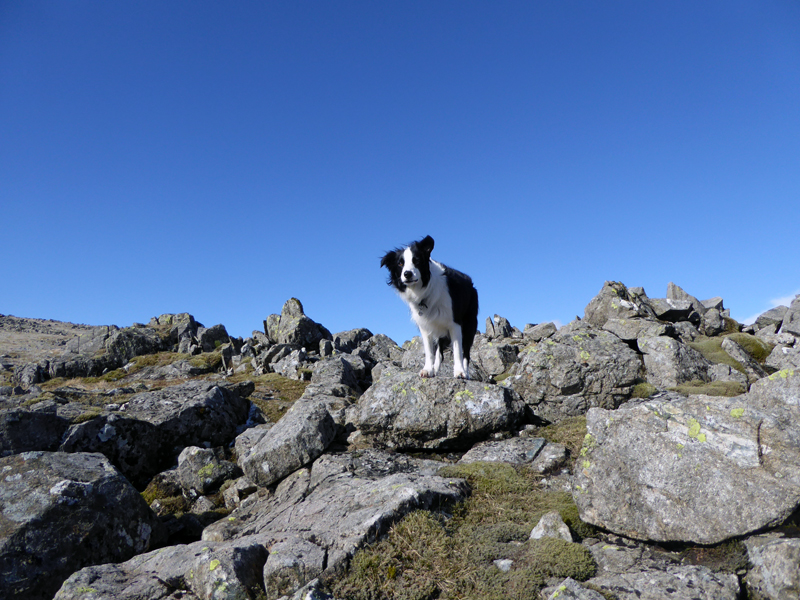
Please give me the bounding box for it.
[381,235,479,379]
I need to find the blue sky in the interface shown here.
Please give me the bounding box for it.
[2,2,799,346]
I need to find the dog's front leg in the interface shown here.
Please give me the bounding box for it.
[450,325,468,379]
[419,331,436,378]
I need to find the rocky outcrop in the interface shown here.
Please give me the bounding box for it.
[265,298,332,348]
[0,451,163,600]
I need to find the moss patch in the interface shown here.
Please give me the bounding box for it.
[687,337,745,373]
[631,381,657,399]
[534,416,588,458]
[724,332,774,364]
[332,462,597,599]
[669,380,746,397]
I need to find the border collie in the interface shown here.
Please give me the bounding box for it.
[381,235,479,379]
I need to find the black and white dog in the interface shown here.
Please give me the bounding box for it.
[381,235,479,379]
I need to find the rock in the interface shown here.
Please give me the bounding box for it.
[470,335,519,377]
[766,344,800,372]
[60,380,250,488]
[701,308,727,336]
[702,297,725,311]
[744,534,800,600]
[55,537,268,600]
[458,437,547,466]
[401,336,489,382]
[529,442,569,473]
[602,318,673,342]
[667,281,707,317]
[721,337,769,382]
[196,323,230,352]
[638,335,711,389]
[573,373,800,544]
[178,446,241,496]
[584,281,647,328]
[523,322,557,342]
[264,535,327,600]
[332,328,373,353]
[587,565,740,600]
[544,578,605,600]
[0,400,69,457]
[303,355,361,398]
[222,476,259,510]
[781,297,800,337]
[240,400,337,487]
[266,299,332,348]
[708,363,748,386]
[356,333,404,365]
[645,297,695,323]
[0,451,163,600]
[501,323,642,422]
[485,315,513,339]
[273,348,309,380]
[530,511,573,542]
[348,370,526,450]
[203,450,469,594]
[756,306,789,331]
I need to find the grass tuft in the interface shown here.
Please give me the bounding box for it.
[534,416,588,458]
[670,380,747,398]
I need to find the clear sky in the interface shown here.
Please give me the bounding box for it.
[2,1,799,346]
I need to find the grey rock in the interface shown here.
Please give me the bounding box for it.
[638,335,710,389]
[241,399,337,487]
[319,338,334,357]
[501,324,642,422]
[204,450,468,590]
[0,451,163,600]
[530,442,569,473]
[470,335,519,377]
[672,320,702,341]
[235,423,274,458]
[332,328,372,353]
[523,322,557,342]
[266,299,332,348]
[602,318,672,342]
[745,534,800,600]
[264,535,327,600]
[196,323,230,352]
[702,297,725,311]
[178,446,241,496]
[766,343,800,372]
[401,336,489,382]
[530,510,573,542]
[458,437,546,466]
[573,373,800,544]
[273,348,310,380]
[0,400,69,457]
[348,370,525,450]
[303,355,361,398]
[587,565,740,600]
[645,297,695,323]
[781,297,800,337]
[584,281,647,328]
[485,314,513,339]
[756,306,789,330]
[222,476,259,510]
[60,380,250,488]
[356,333,404,365]
[721,337,769,382]
[667,281,707,316]
[55,537,268,600]
[701,308,726,336]
[708,363,748,386]
[544,578,605,600]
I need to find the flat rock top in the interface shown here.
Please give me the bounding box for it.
[0,315,99,366]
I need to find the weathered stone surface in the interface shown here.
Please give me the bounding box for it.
[60,380,250,488]
[766,344,800,372]
[667,281,706,316]
[756,306,789,330]
[0,400,69,457]
[356,333,404,365]
[178,446,241,496]
[458,437,546,466]
[584,281,647,328]
[587,565,740,600]
[501,323,642,421]
[0,451,163,600]
[530,510,572,542]
[721,337,769,382]
[401,336,489,382]
[332,328,372,353]
[781,297,800,337]
[204,450,468,592]
[348,371,525,450]
[602,318,672,342]
[266,299,332,348]
[196,323,230,352]
[485,315,513,339]
[55,537,268,600]
[470,335,519,377]
[574,372,800,544]
[241,400,337,487]
[303,356,360,398]
[701,308,726,336]
[638,335,710,389]
[264,535,327,600]
[744,534,800,600]
[524,321,557,342]
[544,578,605,600]
[645,297,694,323]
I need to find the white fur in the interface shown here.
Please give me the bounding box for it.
[398,257,469,379]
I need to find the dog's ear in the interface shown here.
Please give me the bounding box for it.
[419,235,434,254]
[380,250,397,269]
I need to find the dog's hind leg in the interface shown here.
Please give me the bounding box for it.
[433,339,442,375]
[419,331,437,378]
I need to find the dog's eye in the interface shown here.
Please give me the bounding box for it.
[398,257,404,266]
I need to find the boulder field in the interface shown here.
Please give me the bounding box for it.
[1,285,799,600]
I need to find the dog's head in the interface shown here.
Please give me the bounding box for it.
[380,235,434,291]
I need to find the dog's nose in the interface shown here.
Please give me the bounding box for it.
[403,271,414,280]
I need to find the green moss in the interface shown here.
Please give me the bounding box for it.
[189,351,223,371]
[535,416,588,458]
[669,380,746,397]
[725,332,774,364]
[631,382,657,399]
[687,337,745,373]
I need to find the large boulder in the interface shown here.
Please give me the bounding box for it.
[501,322,642,422]
[0,451,163,600]
[348,370,526,450]
[781,296,800,337]
[638,335,711,389]
[0,400,69,457]
[240,399,337,488]
[265,299,332,348]
[584,281,649,328]
[60,380,250,488]
[573,371,800,544]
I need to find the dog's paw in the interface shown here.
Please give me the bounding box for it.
[419,369,434,378]
[454,370,469,380]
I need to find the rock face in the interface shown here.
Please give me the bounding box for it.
[501,323,642,421]
[0,451,163,600]
[348,370,526,450]
[265,298,332,348]
[574,371,800,544]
